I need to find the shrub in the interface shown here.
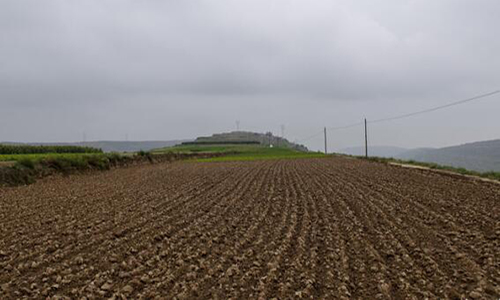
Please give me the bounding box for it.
[137,150,153,162]
[86,156,110,170]
[107,153,128,165]
[17,158,36,169]
[137,150,148,156]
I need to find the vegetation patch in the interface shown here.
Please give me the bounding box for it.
[0,151,224,187]
[0,144,102,154]
[181,141,261,145]
[0,153,105,163]
[155,144,326,162]
[155,144,260,154]
[197,152,326,162]
[0,153,127,186]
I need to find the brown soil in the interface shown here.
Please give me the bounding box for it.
[0,157,498,299]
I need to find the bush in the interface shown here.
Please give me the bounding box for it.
[137,150,148,156]
[86,156,110,170]
[137,150,153,162]
[17,158,36,169]
[43,157,72,171]
[68,156,88,170]
[0,167,36,186]
[107,152,128,165]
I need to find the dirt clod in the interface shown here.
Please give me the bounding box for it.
[101,282,113,291]
[122,285,134,294]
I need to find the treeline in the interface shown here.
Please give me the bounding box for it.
[181,141,261,145]
[0,144,103,155]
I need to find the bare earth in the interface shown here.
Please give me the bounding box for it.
[0,157,498,299]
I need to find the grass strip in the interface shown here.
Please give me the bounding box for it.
[154,144,326,162]
[348,155,500,181]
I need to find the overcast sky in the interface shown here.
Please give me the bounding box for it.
[1,0,499,151]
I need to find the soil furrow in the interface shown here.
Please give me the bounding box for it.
[1,157,498,299]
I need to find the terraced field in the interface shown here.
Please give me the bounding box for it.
[0,157,498,299]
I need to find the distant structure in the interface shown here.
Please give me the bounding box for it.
[183,131,309,151]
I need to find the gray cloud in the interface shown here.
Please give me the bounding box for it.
[1,0,499,149]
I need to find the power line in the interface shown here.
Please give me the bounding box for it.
[369,90,500,124]
[295,121,364,144]
[296,121,366,143]
[294,89,500,146]
[327,121,364,131]
[295,130,324,143]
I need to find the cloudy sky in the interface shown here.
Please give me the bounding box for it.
[1,0,499,151]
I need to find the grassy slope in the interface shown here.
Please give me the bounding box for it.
[154,144,325,162]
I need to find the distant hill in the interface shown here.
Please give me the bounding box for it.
[340,139,500,172]
[1,140,189,153]
[397,140,500,172]
[192,131,309,151]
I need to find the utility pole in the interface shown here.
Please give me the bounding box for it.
[236,120,240,131]
[324,127,328,154]
[364,118,368,158]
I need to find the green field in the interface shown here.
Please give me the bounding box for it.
[0,144,102,155]
[154,144,326,162]
[0,153,105,162]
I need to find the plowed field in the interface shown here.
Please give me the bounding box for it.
[0,158,499,299]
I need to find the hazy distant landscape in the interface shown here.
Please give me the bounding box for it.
[340,139,500,172]
[5,135,499,172]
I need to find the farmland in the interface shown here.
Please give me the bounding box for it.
[154,144,325,161]
[0,157,498,299]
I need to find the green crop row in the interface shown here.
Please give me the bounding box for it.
[0,153,104,162]
[0,144,102,155]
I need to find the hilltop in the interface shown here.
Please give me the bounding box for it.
[186,131,309,151]
[152,131,319,161]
